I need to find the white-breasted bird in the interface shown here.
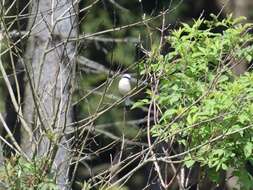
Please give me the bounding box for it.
[118,74,132,106]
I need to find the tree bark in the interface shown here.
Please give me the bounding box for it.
[216,0,253,19]
[21,0,77,189]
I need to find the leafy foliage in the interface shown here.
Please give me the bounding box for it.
[137,15,253,188]
[0,157,58,190]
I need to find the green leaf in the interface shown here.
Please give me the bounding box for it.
[221,163,228,170]
[185,159,195,168]
[160,109,177,121]
[244,142,253,158]
[131,99,149,109]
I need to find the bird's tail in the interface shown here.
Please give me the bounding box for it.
[125,97,131,107]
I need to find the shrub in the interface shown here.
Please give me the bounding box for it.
[136,14,253,188]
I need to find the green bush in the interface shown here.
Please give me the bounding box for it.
[136,14,253,188]
[0,157,58,190]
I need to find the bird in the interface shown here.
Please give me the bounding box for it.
[118,74,132,106]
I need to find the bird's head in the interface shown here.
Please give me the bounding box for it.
[122,74,131,80]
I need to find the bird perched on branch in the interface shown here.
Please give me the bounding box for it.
[118,74,132,106]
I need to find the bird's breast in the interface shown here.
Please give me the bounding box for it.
[118,79,131,94]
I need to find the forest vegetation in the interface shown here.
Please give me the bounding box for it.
[1,0,253,189]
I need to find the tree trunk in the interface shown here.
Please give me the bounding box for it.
[21,0,77,189]
[216,0,253,19]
